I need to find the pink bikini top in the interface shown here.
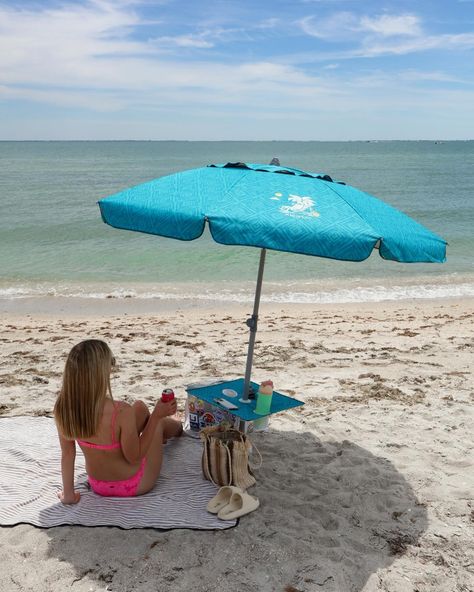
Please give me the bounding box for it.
[77,402,121,450]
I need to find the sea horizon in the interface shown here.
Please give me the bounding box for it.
[2,139,473,143]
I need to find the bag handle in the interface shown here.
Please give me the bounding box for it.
[237,432,262,470]
[203,436,233,487]
[202,434,213,483]
[225,442,233,485]
[248,441,263,470]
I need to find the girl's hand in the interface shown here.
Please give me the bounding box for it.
[58,490,81,505]
[154,399,177,418]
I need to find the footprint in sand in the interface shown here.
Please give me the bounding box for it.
[320,514,340,531]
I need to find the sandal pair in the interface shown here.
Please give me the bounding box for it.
[207,486,259,520]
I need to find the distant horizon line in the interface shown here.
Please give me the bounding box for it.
[0,139,472,143]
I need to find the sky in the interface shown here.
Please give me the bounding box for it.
[1,0,473,140]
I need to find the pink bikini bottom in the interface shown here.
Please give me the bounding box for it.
[88,458,147,497]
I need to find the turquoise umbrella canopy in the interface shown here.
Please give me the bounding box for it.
[99,162,447,264]
[98,161,446,410]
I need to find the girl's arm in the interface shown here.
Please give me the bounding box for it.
[119,399,177,464]
[57,433,81,505]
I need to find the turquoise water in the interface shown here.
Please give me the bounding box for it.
[1,141,473,303]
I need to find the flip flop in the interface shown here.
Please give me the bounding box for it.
[207,486,243,514]
[217,491,260,520]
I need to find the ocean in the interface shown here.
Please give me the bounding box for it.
[1,140,473,306]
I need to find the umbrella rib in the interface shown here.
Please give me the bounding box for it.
[318,180,382,250]
[205,169,253,230]
[319,180,446,260]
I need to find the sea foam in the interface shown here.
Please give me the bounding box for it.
[1,280,473,305]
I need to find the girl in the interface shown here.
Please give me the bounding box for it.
[54,339,182,503]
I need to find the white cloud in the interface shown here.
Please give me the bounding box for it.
[299,12,422,41]
[255,17,280,30]
[299,12,359,40]
[297,10,474,59]
[153,35,214,48]
[0,1,333,113]
[359,14,421,37]
[397,70,466,83]
[356,32,474,57]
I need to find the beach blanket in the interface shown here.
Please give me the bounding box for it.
[0,417,236,530]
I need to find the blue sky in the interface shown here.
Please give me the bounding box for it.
[1,0,473,140]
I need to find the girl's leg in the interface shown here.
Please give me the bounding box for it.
[136,420,165,495]
[162,417,183,443]
[136,417,183,495]
[132,400,150,434]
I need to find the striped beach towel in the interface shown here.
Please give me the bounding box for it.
[0,417,236,530]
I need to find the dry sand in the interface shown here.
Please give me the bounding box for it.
[0,297,473,592]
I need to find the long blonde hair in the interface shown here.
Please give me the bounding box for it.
[54,339,114,440]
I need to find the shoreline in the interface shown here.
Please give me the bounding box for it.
[1,294,472,318]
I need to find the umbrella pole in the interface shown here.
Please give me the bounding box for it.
[241,247,266,406]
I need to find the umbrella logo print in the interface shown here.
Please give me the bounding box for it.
[273,192,320,219]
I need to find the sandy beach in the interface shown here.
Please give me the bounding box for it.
[0,297,473,592]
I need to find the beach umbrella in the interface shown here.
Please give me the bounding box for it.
[98,161,446,402]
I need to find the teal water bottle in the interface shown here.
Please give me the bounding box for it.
[254,380,273,415]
